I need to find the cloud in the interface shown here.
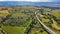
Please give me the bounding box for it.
[0,0,57,2]
[40,0,52,2]
[16,0,40,2]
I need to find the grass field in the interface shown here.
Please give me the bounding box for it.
[41,18,50,23]
[51,19,60,30]
[29,27,48,34]
[0,10,9,17]
[50,9,60,18]
[2,26,25,34]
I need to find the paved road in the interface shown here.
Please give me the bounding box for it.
[35,12,56,34]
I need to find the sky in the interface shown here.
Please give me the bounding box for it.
[0,0,59,2]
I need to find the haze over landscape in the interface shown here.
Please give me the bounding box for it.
[0,0,59,2]
[0,0,59,6]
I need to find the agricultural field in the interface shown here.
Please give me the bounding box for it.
[0,6,60,34]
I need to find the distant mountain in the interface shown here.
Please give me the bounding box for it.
[0,1,60,6]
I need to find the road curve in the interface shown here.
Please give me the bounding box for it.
[35,12,56,34]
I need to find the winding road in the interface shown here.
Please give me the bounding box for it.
[35,12,56,34]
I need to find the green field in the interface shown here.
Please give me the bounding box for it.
[2,26,25,34]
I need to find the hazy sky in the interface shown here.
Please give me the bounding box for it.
[0,0,59,2]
